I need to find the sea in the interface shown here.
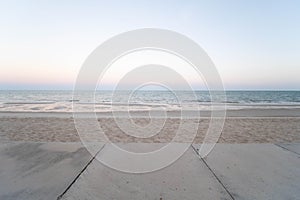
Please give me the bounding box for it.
[0,90,299,112]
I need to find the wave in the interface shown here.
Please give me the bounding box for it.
[3,101,55,105]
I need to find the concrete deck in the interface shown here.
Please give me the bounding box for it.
[61,144,232,200]
[193,143,300,200]
[0,142,299,200]
[276,143,300,155]
[0,142,104,200]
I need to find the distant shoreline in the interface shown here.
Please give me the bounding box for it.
[1,107,300,118]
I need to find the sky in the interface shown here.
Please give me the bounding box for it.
[0,0,299,90]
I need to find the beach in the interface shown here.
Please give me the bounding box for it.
[2,1,300,198]
[1,91,300,199]
[1,110,300,200]
[1,109,300,143]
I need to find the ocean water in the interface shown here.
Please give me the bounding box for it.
[0,90,299,112]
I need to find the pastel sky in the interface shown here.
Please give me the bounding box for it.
[0,0,299,90]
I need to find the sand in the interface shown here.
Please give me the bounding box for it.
[0,114,299,143]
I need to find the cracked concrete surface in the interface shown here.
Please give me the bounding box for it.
[0,142,104,200]
[0,142,299,200]
[60,144,233,200]
[193,143,300,200]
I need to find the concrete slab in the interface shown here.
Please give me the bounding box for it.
[0,142,103,200]
[276,143,300,155]
[61,144,233,200]
[193,143,300,200]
